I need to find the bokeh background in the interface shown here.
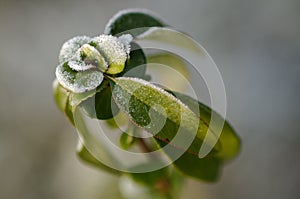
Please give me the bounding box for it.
[0,0,299,198]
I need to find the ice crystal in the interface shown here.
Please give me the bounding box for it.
[118,34,133,55]
[76,44,108,72]
[90,35,128,74]
[55,62,103,93]
[68,60,95,71]
[59,36,91,64]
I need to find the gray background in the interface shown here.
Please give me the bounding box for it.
[0,0,299,198]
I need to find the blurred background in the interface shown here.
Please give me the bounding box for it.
[0,0,299,198]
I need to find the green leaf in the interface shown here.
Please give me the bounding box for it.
[55,62,104,93]
[119,132,136,150]
[77,141,120,175]
[156,91,240,181]
[53,79,69,113]
[79,80,120,120]
[104,9,166,37]
[65,96,75,125]
[170,91,241,161]
[136,27,203,52]
[158,138,221,182]
[53,79,75,125]
[117,42,147,79]
[123,164,184,199]
[77,44,108,72]
[59,36,91,64]
[146,53,190,91]
[109,77,221,157]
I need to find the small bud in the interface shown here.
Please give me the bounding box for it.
[79,44,108,72]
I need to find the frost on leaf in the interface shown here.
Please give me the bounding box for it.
[68,60,95,71]
[73,44,108,72]
[56,62,103,93]
[59,36,91,64]
[90,35,129,74]
[118,34,133,55]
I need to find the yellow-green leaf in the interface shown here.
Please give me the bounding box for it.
[110,77,221,157]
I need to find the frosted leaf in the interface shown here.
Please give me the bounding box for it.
[59,36,91,64]
[55,62,103,93]
[68,60,95,71]
[111,77,221,156]
[90,35,129,74]
[118,34,133,55]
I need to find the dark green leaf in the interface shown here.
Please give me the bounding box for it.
[80,81,120,120]
[104,9,166,37]
[156,91,240,181]
[156,138,221,182]
[170,91,241,161]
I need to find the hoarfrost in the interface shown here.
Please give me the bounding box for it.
[115,77,191,110]
[55,63,103,93]
[59,36,91,64]
[68,60,95,71]
[91,35,128,67]
[75,44,108,72]
[118,34,133,55]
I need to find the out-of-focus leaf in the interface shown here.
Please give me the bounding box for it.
[53,79,69,112]
[158,138,221,182]
[77,141,120,175]
[147,53,189,91]
[121,164,183,199]
[110,77,221,157]
[119,133,136,150]
[104,9,166,37]
[136,27,203,53]
[53,79,74,125]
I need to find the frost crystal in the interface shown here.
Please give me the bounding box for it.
[118,34,133,55]
[59,36,91,64]
[68,60,95,71]
[90,35,129,74]
[56,62,103,93]
[77,44,108,72]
